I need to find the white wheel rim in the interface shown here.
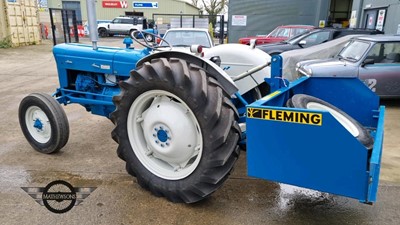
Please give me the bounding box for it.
[306,102,360,137]
[25,106,52,143]
[127,90,203,180]
[145,35,152,42]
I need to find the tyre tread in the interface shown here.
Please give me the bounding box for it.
[111,58,240,203]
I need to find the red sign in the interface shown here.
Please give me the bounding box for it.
[102,1,128,8]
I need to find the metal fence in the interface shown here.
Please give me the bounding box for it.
[49,8,79,45]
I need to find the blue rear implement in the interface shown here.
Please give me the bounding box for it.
[247,56,384,204]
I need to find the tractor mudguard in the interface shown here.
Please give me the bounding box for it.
[136,51,238,96]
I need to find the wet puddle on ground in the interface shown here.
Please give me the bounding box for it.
[276,183,336,210]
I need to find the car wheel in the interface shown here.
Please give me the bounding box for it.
[98,28,107,37]
[145,34,153,42]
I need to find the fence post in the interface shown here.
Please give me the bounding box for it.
[72,10,78,43]
[49,8,56,45]
[219,15,224,44]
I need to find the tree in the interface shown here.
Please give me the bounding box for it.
[192,0,228,27]
[191,0,201,8]
[201,0,227,16]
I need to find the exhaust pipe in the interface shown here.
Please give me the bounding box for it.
[86,0,98,50]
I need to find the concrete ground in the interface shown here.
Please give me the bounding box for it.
[0,38,399,225]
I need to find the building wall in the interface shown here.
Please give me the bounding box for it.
[228,0,330,43]
[352,0,400,34]
[47,0,200,22]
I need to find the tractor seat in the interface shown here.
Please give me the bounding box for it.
[381,53,400,63]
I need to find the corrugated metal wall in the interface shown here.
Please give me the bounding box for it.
[0,0,41,47]
[47,0,200,21]
[352,0,400,34]
[228,0,330,43]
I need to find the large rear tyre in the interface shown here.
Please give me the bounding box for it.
[111,58,241,203]
[19,93,69,154]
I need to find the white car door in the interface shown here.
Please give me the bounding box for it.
[109,19,122,33]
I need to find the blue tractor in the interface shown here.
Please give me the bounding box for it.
[19,33,266,202]
[18,1,385,204]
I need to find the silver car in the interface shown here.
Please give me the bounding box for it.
[296,35,400,98]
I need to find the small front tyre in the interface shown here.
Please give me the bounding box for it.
[19,93,69,154]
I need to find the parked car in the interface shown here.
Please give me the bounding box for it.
[238,25,315,45]
[158,28,214,52]
[97,16,145,38]
[296,35,400,98]
[281,35,363,81]
[257,28,384,55]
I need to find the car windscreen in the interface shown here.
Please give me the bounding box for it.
[267,27,290,38]
[160,31,211,48]
[286,30,314,44]
[291,28,310,37]
[338,40,370,62]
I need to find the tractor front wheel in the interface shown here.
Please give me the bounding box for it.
[111,58,240,203]
[19,93,69,154]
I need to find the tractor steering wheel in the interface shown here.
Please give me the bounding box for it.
[131,30,173,51]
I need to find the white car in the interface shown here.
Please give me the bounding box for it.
[158,28,214,53]
[97,16,144,38]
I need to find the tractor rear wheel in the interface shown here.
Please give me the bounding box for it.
[19,93,69,154]
[111,58,240,203]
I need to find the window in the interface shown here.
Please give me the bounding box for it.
[268,27,290,38]
[301,31,330,46]
[291,28,308,37]
[121,19,132,24]
[366,42,400,63]
[339,40,370,61]
[161,31,211,48]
